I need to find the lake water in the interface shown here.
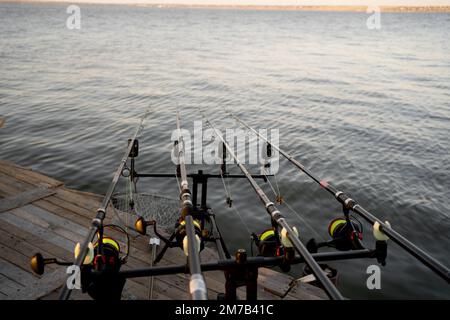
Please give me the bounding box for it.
[0,2,449,299]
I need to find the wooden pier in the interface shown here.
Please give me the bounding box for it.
[0,159,327,300]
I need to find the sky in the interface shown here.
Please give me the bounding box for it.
[148,0,450,4]
[26,0,450,5]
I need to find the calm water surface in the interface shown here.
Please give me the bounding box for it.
[0,3,449,299]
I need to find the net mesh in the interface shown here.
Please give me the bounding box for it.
[112,193,180,232]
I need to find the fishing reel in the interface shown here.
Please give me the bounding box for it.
[74,236,125,269]
[251,226,298,272]
[307,216,364,253]
[251,228,281,258]
[76,235,127,300]
[327,216,363,251]
[30,224,129,300]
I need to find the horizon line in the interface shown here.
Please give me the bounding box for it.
[4,1,450,12]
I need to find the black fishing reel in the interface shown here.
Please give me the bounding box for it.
[307,216,364,253]
[30,225,129,300]
[327,217,363,251]
[79,236,126,300]
[251,228,281,257]
[251,227,297,272]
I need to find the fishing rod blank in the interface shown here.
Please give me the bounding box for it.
[176,112,208,300]
[203,115,344,300]
[59,109,150,300]
[229,112,450,284]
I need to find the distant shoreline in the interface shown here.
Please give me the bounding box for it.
[2,1,450,13]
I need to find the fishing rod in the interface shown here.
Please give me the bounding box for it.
[175,111,208,300]
[202,114,344,300]
[229,112,450,284]
[59,109,150,300]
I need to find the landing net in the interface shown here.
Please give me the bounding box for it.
[112,193,179,232]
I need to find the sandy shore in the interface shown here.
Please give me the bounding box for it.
[147,5,450,12]
[2,1,450,13]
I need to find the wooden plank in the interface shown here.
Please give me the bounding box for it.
[0,230,54,261]
[43,195,98,220]
[40,287,90,300]
[16,204,88,238]
[0,177,27,198]
[286,282,328,300]
[0,188,57,213]
[0,242,36,274]
[55,188,102,211]
[6,208,88,249]
[32,199,116,238]
[0,219,73,262]
[0,160,63,189]
[0,257,37,287]
[122,279,173,300]
[8,269,68,300]
[257,267,292,297]
[0,273,25,299]
[0,211,76,252]
[0,172,36,194]
[10,207,51,229]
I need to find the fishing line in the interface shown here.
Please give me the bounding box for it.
[273,173,282,199]
[219,169,233,206]
[202,121,252,237]
[282,199,326,243]
[230,113,325,241]
[262,165,326,242]
[264,172,279,199]
[231,113,325,241]
[230,200,253,236]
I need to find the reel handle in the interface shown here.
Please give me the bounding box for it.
[134,216,155,235]
[30,253,71,275]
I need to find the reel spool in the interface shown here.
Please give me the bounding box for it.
[328,217,363,251]
[252,228,281,257]
[93,237,122,268]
